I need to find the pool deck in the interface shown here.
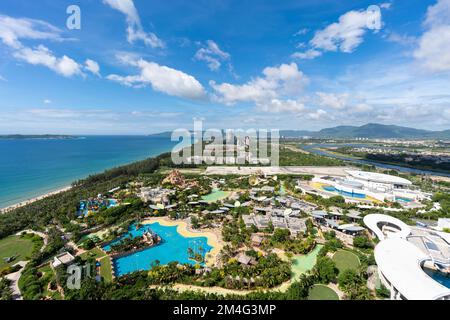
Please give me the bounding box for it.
[141,217,223,267]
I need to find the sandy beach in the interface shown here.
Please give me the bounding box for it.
[0,186,72,213]
[142,217,223,267]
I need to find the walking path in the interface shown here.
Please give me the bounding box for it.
[5,261,28,300]
[16,229,48,252]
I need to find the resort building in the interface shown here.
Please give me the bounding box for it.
[139,187,174,204]
[52,252,75,268]
[242,214,307,236]
[312,170,429,203]
[364,214,450,300]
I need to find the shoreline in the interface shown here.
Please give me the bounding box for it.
[0,186,72,213]
[142,217,224,267]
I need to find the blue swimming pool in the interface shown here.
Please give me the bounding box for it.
[104,222,213,276]
[322,186,366,199]
[396,197,413,203]
[424,268,450,289]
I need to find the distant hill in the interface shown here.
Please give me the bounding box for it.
[150,124,450,140]
[281,123,450,139]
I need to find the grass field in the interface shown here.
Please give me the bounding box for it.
[0,235,41,269]
[332,250,361,273]
[308,284,339,300]
[80,247,113,283]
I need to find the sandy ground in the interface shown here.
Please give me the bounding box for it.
[1,186,72,213]
[204,166,350,176]
[142,217,224,267]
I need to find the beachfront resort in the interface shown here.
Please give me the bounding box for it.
[1,160,450,300]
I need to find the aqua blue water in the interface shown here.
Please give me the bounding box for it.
[396,197,413,203]
[424,269,450,289]
[322,186,366,199]
[0,136,176,208]
[104,222,213,276]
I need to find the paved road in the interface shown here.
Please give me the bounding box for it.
[5,261,28,300]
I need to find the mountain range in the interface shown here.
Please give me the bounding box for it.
[281,123,450,139]
[149,124,450,140]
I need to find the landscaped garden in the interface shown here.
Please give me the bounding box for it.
[0,234,42,270]
[332,250,361,273]
[80,247,113,283]
[308,284,339,300]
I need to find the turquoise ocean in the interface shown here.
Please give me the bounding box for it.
[0,136,177,208]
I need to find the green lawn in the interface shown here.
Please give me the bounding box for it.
[99,256,113,283]
[79,247,106,260]
[0,235,41,269]
[308,284,339,300]
[80,247,113,283]
[332,250,361,273]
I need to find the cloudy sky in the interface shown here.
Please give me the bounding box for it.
[0,0,449,134]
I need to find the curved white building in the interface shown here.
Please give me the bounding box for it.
[314,170,427,202]
[365,214,450,300]
[363,214,411,241]
[375,238,450,300]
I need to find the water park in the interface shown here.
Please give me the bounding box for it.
[77,198,118,217]
[103,220,216,277]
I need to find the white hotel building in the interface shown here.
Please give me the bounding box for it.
[364,214,450,300]
[313,170,428,203]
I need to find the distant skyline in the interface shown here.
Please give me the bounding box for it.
[1,0,450,134]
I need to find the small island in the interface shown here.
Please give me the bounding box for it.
[0,134,78,140]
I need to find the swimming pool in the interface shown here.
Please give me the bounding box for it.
[104,222,213,276]
[424,268,450,289]
[396,197,413,203]
[322,186,366,199]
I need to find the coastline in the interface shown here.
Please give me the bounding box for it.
[0,135,176,212]
[142,217,223,267]
[0,186,72,213]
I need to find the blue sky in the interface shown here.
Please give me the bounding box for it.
[0,0,449,134]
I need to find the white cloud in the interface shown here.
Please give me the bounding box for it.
[353,103,373,113]
[0,15,98,78]
[43,99,52,104]
[194,40,231,71]
[311,9,381,53]
[210,62,308,106]
[103,0,164,48]
[210,63,309,113]
[0,74,5,81]
[291,49,322,60]
[84,59,101,76]
[379,3,392,10]
[414,0,450,73]
[385,32,416,46]
[257,99,306,113]
[294,28,309,36]
[13,45,82,77]
[307,109,328,120]
[0,15,62,49]
[316,92,349,109]
[107,57,206,100]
